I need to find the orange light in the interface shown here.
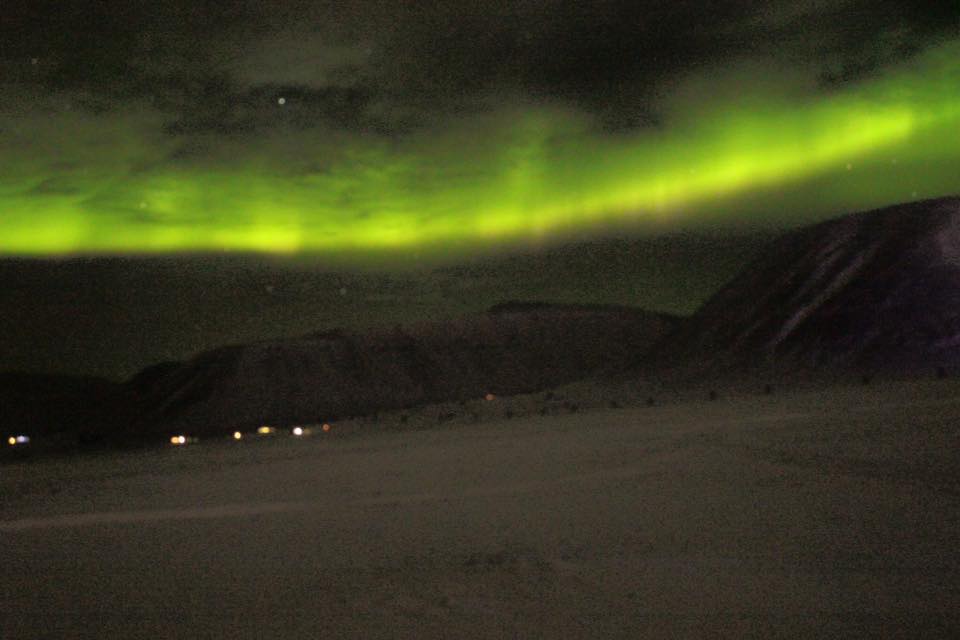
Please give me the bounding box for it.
[485,393,496,401]
[322,423,331,432]
[7,436,15,446]
[170,435,186,445]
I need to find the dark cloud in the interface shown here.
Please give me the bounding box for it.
[5,0,957,133]
[160,83,383,137]
[720,0,960,84]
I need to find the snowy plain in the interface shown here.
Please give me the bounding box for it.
[3,378,960,639]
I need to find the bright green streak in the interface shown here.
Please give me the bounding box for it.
[2,41,959,255]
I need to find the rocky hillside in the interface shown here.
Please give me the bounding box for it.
[649,196,960,375]
[109,302,677,436]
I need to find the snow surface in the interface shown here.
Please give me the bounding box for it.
[3,378,960,638]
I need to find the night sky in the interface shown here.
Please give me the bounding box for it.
[2,1,959,377]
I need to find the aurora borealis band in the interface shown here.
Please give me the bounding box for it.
[3,0,960,379]
[2,3,959,256]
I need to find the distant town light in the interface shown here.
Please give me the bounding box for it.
[15,435,29,444]
[485,393,496,401]
[292,427,304,436]
[322,423,331,432]
[257,426,275,435]
[233,431,243,440]
[170,435,187,445]
[7,436,16,446]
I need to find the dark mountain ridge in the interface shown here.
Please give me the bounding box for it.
[101,302,677,438]
[648,196,960,376]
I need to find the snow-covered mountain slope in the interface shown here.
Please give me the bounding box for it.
[651,196,960,375]
[117,303,676,435]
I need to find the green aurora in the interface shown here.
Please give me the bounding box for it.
[2,40,959,256]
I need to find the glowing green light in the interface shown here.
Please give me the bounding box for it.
[1,41,959,255]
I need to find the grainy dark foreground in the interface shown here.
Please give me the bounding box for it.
[3,379,959,639]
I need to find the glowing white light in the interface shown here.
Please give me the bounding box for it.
[292,427,304,436]
[278,97,286,105]
[15,435,29,444]
[233,431,243,440]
